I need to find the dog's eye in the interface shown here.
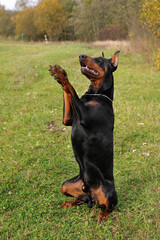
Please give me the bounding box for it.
[93,58,103,64]
[97,58,102,62]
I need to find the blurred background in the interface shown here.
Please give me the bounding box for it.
[0,0,159,68]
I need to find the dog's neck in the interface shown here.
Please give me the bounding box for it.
[86,83,114,101]
[85,93,112,102]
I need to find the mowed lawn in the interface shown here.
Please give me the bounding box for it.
[0,41,159,239]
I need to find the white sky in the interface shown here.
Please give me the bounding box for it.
[0,0,38,10]
[0,0,17,10]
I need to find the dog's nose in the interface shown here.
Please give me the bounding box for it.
[79,54,87,61]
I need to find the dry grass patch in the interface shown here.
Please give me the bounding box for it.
[90,40,132,53]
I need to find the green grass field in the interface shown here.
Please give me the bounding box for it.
[0,41,159,239]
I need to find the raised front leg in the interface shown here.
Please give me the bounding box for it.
[63,91,73,125]
[49,64,74,95]
[49,65,73,125]
[49,64,86,124]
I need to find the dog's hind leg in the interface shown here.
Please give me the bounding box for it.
[84,161,117,222]
[61,175,88,208]
[62,199,84,208]
[62,175,84,198]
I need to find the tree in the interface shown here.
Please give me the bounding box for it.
[15,7,37,40]
[70,0,116,41]
[141,0,160,39]
[34,0,68,40]
[70,0,146,41]
[83,0,94,5]
[58,0,76,40]
[0,5,15,37]
[109,0,144,39]
[140,0,160,70]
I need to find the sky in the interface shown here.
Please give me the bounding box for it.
[0,0,17,10]
[0,0,38,10]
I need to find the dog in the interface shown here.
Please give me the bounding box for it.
[49,51,120,222]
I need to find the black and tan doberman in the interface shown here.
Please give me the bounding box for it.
[49,51,120,222]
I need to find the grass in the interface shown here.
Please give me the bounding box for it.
[0,40,159,239]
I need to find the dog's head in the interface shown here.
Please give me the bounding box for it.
[79,51,120,91]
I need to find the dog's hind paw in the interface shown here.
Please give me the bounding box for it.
[97,209,111,223]
[62,200,83,208]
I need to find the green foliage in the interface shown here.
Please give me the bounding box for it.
[0,5,15,37]
[140,0,160,70]
[141,0,160,39]
[0,41,159,239]
[61,0,75,12]
[154,48,160,70]
[1,0,159,43]
[83,0,94,5]
[34,0,68,40]
[71,0,114,41]
[55,0,75,40]
[0,0,145,41]
[14,0,75,41]
[70,0,144,41]
[111,0,144,38]
[15,7,37,40]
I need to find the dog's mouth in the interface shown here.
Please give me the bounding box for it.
[81,64,99,76]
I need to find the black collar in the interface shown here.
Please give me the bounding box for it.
[84,94,112,102]
[81,94,113,105]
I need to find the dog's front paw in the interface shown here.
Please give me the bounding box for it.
[49,64,68,86]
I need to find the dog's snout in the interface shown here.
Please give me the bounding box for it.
[79,54,87,61]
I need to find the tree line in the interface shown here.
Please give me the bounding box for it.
[0,0,159,42]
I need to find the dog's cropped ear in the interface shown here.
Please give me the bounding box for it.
[111,51,120,71]
[112,51,120,67]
